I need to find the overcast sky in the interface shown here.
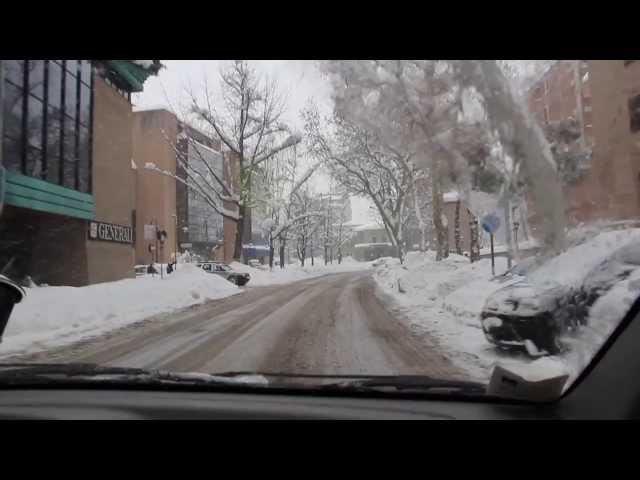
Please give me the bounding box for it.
[133,60,373,224]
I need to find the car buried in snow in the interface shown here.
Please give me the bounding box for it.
[480,280,574,355]
[197,262,251,286]
[480,239,640,357]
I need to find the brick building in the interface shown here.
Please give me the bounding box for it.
[131,108,239,265]
[526,60,640,227]
[0,60,160,286]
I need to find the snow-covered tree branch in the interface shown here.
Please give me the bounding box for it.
[185,61,303,260]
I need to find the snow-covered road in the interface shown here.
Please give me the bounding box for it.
[10,272,464,379]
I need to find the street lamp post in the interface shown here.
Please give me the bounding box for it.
[172,214,178,270]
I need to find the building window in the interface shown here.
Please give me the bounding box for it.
[625,61,636,67]
[630,95,640,133]
[2,60,93,193]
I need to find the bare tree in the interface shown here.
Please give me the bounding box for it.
[144,130,241,226]
[455,60,567,254]
[320,60,470,260]
[257,152,321,269]
[288,187,324,267]
[304,108,412,263]
[186,61,302,260]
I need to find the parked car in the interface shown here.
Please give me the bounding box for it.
[134,265,148,277]
[198,262,250,286]
[480,240,640,356]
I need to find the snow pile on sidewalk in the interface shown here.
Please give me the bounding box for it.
[230,256,373,286]
[373,228,640,386]
[1,264,241,358]
[374,252,510,380]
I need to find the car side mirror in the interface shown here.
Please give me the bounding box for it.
[0,275,26,344]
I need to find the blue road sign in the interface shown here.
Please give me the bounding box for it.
[481,213,501,234]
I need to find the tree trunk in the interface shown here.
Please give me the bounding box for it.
[324,244,328,265]
[243,175,253,244]
[469,211,480,262]
[431,169,447,261]
[503,198,513,269]
[279,241,285,269]
[412,178,428,252]
[454,200,462,255]
[460,60,567,254]
[233,205,245,261]
[268,235,274,270]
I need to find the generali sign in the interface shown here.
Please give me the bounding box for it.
[88,221,133,244]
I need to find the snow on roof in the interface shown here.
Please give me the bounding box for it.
[132,104,174,114]
[190,138,222,157]
[353,222,386,232]
[443,191,460,203]
[132,60,155,69]
[242,244,270,251]
[343,219,363,228]
[354,242,393,248]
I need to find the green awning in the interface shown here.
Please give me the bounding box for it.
[102,60,162,93]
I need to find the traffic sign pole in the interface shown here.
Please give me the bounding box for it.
[490,233,495,276]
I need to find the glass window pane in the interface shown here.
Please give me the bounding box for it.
[78,126,90,193]
[47,61,62,108]
[25,146,43,178]
[65,60,77,76]
[62,115,77,189]
[26,95,44,149]
[79,83,91,127]
[4,60,24,86]
[2,81,24,140]
[80,60,92,85]
[26,60,44,100]
[46,106,62,156]
[2,135,22,173]
[64,72,77,121]
[45,151,60,185]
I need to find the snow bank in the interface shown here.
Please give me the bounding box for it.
[373,252,510,380]
[373,229,640,387]
[231,257,372,286]
[1,264,241,358]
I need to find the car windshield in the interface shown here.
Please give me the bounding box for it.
[1,59,639,402]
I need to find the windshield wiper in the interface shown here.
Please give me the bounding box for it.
[0,363,270,389]
[0,365,486,396]
[320,375,486,395]
[212,371,486,395]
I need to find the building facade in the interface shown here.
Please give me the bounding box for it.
[0,60,159,286]
[131,108,238,265]
[526,60,640,228]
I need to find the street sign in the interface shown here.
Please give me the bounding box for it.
[88,221,133,244]
[180,243,193,248]
[144,224,156,241]
[481,213,501,234]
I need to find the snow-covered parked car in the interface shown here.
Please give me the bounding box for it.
[480,280,573,355]
[198,262,250,286]
[481,236,640,356]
